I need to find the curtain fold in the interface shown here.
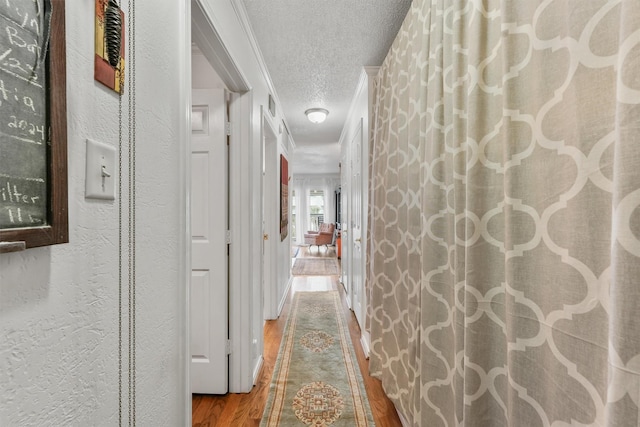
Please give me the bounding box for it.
[366,1,640,425]
[324,182,336,225]
[293,178,305,245]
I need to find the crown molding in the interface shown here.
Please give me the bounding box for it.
[230,0,295,144]
[338,66,379,146]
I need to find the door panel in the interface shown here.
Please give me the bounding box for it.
[190,270,210,359]
[191,153,209,240]
[191,88,228,394]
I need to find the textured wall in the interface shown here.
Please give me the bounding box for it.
[0,1,185,425]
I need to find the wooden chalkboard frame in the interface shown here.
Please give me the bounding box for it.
[0,0,68,250]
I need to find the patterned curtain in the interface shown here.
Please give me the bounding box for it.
[366,1,640,425]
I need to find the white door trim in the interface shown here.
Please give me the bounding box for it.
[178,1,191,425]
[227,90,255,393]
[191,0,251,92]
[261,109,279,320]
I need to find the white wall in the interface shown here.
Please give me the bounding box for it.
[192,50,226,90]
[0,2,187,426]
[277,130,293,314]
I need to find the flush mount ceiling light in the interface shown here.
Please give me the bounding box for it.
[305,108,329,124]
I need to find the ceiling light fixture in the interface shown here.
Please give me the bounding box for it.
[305,108,329,124]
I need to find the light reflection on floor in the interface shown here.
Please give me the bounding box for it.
[291,275,336,293]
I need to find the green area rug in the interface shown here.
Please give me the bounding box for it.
[261,291,374,426]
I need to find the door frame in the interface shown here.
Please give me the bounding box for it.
[180,1,254,424]
[261,109,279,320]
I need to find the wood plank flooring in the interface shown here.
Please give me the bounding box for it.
[192,246,402,426]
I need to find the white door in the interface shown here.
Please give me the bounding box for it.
[350,119,364,326]
[190,88,228,394]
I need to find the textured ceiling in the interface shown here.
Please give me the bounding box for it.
[241,0,412,174]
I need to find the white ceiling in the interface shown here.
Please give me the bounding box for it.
[240,0,412,175]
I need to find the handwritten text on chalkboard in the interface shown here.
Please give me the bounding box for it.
[0,0,51,229]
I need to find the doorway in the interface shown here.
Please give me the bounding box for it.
[189,47,230,394]
[183,1,255,420]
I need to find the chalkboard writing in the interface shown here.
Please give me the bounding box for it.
[0,0,51,230]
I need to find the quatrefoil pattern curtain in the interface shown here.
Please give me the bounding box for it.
[366,1,640,425]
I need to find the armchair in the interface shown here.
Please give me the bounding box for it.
[304,223,335,250]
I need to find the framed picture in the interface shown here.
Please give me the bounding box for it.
[94,0,125,93]
[280,154,288,241]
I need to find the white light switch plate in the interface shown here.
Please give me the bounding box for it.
[85,138,116,200]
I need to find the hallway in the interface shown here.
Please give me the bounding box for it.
[1,2,638,426]
[192,247,401,426]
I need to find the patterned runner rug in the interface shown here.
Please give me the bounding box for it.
[291,258,339,276]
[260,291,374,426]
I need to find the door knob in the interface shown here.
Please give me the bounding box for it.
[263,233,269,241]
[355,238,361,243]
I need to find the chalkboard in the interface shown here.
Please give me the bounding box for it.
[0,0,68,250]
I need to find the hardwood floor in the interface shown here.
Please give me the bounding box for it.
[192,246,402,426]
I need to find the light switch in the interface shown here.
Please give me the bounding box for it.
[85,138,116,200]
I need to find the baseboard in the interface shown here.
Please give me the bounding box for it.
[252,355,264,386]
[344,291,352,309]
[359,331,371,359]
[397,406,410,427]
[277,276,293,316]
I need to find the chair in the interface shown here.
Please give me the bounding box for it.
[304,223,335,250]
